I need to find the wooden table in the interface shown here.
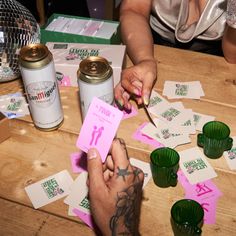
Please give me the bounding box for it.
[0,45,236,235]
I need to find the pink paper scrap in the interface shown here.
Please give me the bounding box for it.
[132,122,164,149]
[178,170,222,199]
[178,170,222,225]
[73,208,95,229]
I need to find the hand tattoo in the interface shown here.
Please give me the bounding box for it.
[116,165,132,181]
[110,167,143,236]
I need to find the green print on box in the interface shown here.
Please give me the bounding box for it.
[66,48,99,61]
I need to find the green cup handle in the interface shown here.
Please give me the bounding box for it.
[197,133,204,147]
[170,172,178,187]
[226,137,233,150]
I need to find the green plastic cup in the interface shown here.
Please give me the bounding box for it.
[150,147,180,188]
[171,199,204,236]
[197,121,233,159]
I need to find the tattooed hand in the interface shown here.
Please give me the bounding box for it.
[87,138,144,236]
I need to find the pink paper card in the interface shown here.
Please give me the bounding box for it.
[70,151,87,173]
[73,208,95,229]
[132,122,164,148]
[76,97,123,162]
[178,170,222,199]
[178,171,220,225]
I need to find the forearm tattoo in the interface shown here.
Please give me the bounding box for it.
[110,166,143,236]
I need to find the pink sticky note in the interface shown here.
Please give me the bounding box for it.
[76,97,123,162]
[132,122,164,148]
[114,103,138,120]
[70,151,87,173]
[73,208,95,229]
[178,170,222,200]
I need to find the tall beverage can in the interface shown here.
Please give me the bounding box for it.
[19,43,64,131]
[77,56,114,120]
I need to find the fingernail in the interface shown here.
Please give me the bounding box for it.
[143,94,149,106]
[133,88,141,96]
[118,99,123,107]
[87,149,97,160]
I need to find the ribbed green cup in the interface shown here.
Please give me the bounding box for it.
[171,199,204,236]
[150,147,179,188]
[197,121,233,158]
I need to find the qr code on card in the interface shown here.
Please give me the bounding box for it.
[41,178,64,199]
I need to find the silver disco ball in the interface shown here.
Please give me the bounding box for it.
[0,0,40,82]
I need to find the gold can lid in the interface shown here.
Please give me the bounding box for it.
[19,43,52,69]
[78,56,112,84]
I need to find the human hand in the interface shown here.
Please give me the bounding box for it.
[114,59,157,110]
[87,138,144,236]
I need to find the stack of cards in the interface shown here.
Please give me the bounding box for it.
[223,136,236,170]
[132,122,164,149]
[163,81,205,99]
[178,170,222,224]
[0,92,29,119]
[137,91,215,148]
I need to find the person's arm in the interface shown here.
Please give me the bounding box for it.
[87,138,144,236]
[114,0,157,108]
[222,25,236,63]
[36,0,46,26]
[222,0,236,64]
[120,0,154,66]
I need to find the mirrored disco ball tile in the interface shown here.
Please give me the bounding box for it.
[0,0,40,82]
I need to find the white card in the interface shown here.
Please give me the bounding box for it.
[193,112,215,131]
[179,147,217,184]
[130,158,152,188]
[163,81,204,99]
[223,136,236,170]
[25,170,74,209]
[147,90,169,116]
[0,96,29,115]
[64,172,90,214]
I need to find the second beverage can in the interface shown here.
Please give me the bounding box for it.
[77,56,114,120]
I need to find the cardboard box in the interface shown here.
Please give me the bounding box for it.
[41,14,121,45]
[0,112,10,143]
[46,42,126,87]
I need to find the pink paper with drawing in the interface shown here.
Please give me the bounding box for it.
[76,97,123,162]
